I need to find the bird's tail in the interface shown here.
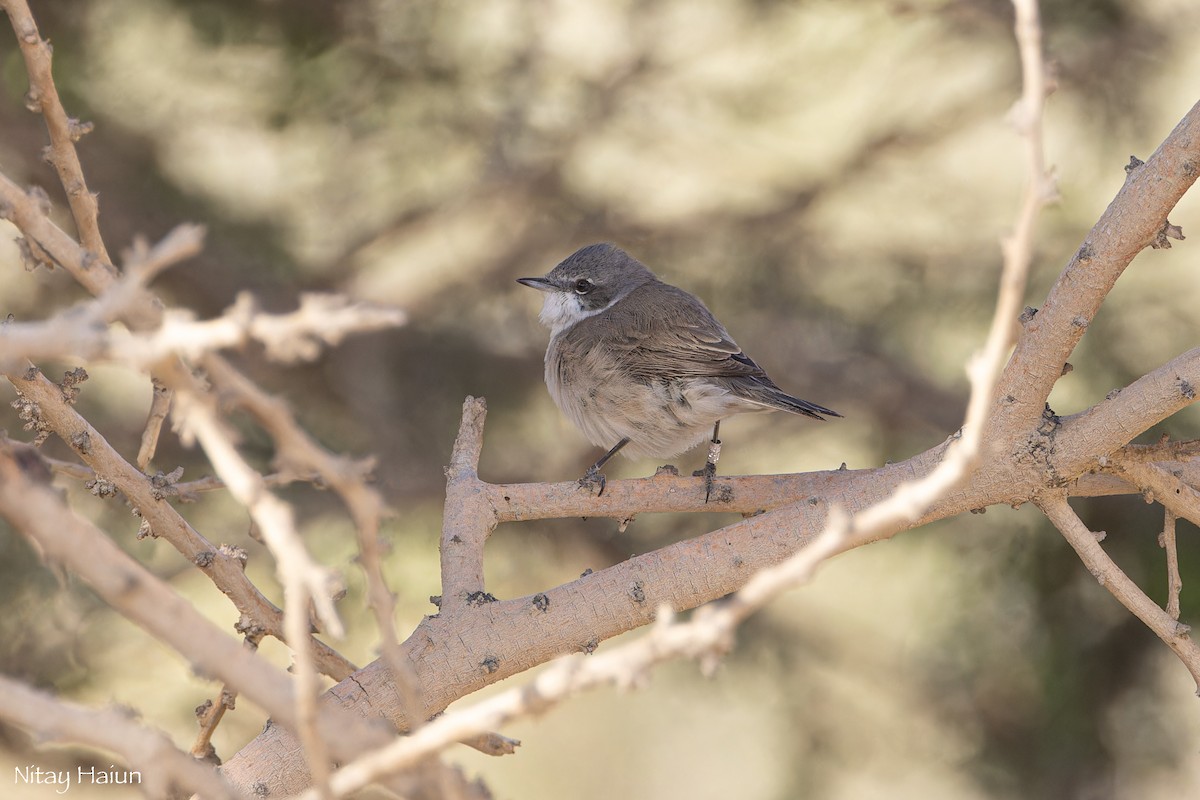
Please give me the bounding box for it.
[734,379,841,421]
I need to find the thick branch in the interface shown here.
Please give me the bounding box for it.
[1052,347,1200,474]
[993,100,1200,433]
[439,396,492,607]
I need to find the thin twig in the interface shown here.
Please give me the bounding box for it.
[200,353,426,731]
[1039,494,1200,690]
[0,0,110,265]
[170,388,342,795]
[0,441,466,800]
[5,366,357,680]
[1161,509,1182,620]
[191,686,238,763]
[137,378,173,472]
[0,290,405,366]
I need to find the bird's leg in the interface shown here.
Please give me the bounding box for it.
[693,420,722,503]
[579,437,630,497]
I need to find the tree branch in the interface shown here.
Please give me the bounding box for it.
[3,367,357,680]
[1038,493,1200,691]
[0,674,236,800]
[0,0,110,265]
[992,98,1200,434]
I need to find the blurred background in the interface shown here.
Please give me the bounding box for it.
[2,0,1200,798]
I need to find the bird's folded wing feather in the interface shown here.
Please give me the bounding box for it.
[596,282,771,381]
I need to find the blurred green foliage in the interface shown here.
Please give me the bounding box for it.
[2,0,1200,798]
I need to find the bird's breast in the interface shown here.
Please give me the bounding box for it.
[542,334,758,459]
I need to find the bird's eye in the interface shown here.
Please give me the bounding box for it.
[574,279,594,295]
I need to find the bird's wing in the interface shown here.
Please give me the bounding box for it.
[600,282,770,381]
[563,280,840,420]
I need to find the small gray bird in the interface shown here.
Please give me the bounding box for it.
[518,243,840,498]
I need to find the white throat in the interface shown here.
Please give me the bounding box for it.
[539,292,611,336]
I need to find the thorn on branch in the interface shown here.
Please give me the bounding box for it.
[1125,155,1145,173]
[579,639,598,655]
[10,394,51,445]
[58,367,88,403]
[69,430,91,454]
[1150,220,1186,250]
[17,236,54,272]
[1061,362,1074,376]
[465,591,497,607]
[532,593,550,613]
[1019,306,1038,325]
[480,656,500,674]
[234,613,266,639]
[67,118,94,142]
[1179,378,1197,401]
[629,581,646,603]
[1037,404,1061,434]
[25,185,51,215]
[219,544,248,570]
[149,466,185,499]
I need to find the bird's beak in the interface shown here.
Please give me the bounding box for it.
[516,276,556,292]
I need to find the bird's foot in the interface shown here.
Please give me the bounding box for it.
[692,460,718,503]
[578,466,607,497]
[693,434,723,503]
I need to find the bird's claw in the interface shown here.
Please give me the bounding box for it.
[693,461,718,503]
[578,467,607,497]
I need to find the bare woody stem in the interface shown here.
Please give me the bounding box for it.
[1038,493,1200,691]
